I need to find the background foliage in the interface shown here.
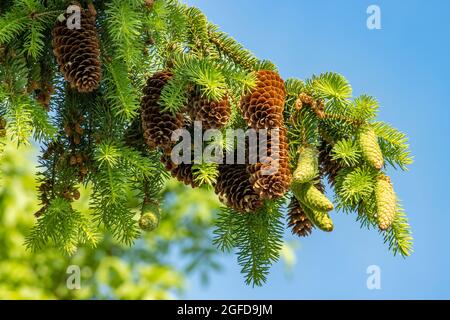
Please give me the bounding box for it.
[0,140,222,299]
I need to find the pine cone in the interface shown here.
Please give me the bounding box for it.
[240,70,286,129]
[139,201,160,231]
[319,141,341,187]
[288,197,313,237]
[188,93,231,129]
[215,164,263,213]
[358,125,384,170]
[292,182,334,212]
[140,71,185,153]
[161,154,198,188]
[52,6,101,93]
[248,127,291,199]
[302,204,334,232]
[375,174,396,230]
[293,145,319,184]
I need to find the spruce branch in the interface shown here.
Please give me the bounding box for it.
[306,72,352,102]
[0,0,414,281]
[331,139,361,167]
[372,121,413,170]
[25,198,98,255]
[105,0,144,67]
[103,59,140,121]
[207,23,258,71]
[214,199,285,286]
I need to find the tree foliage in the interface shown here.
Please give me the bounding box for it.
[0,0,413,286]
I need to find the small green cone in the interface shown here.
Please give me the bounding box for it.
[139,201,161,232]
[358,125,384,170]
[302,205,334,232]
[293,146,318,183]
[292,182,334,212]
[375,174,396,230]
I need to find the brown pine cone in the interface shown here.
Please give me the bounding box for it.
[161,154,198,188]
[140,71,185,153]
[188,93,231,129]
[318,141,341,187]
[215,163,263,213]
[247,127,292,199]
[288,197,313,237]
[240,70,286,129]
[52,5,101,92]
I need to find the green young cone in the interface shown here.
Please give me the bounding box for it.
[139,202,161,232]
[292,182,334,212]
[293,146,318,183]
[358,125,384,170]
[302,204,334,232]
[375,174,396,230]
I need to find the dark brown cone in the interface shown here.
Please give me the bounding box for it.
[161,154,198,188]
[240,70,286,129]
[215,164,263,213]
[318,141,341,187]
[247,127,292,199]
[140,71,185,153]
[188,93,231,129]
[288,197,313,237]
[52,6,101,93]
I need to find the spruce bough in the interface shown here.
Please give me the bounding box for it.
[0,0,413,286]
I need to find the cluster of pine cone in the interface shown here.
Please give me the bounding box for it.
[287,121,394,236]
[41,4,398,238]
[140,69,292,213]
[215,70,292,213]
[140,71,232,188]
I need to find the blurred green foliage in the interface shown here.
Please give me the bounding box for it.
[0,140,222,299]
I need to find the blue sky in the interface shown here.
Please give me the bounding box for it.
[182,0,450,299]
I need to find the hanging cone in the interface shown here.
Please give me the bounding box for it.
[248,127,291,199]
[52,5,101,92]
[139,201,161,231]
[302,204,334,232]
[240,70,290,199]
[292,182,334,212]
[161,154,198,188]
[318,141,341,187]
[215,163,263,213]
[375,174,396,230]
[240,70,286,129]
[293,145,319,183]
[288,197,313,237]
[188,93,231,129]
[140,71,185,153]
[358,125,384,170]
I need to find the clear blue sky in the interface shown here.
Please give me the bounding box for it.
[182,0,450,299]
